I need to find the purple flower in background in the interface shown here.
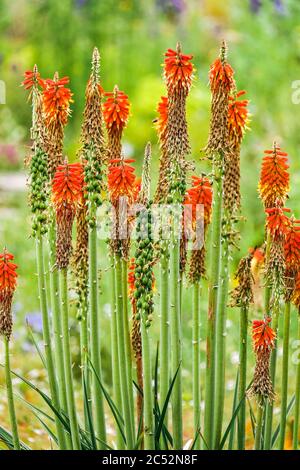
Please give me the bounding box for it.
[274,0,285,14]
[250,0,262,13]
[157,0,185,14]
[26,311,43,333]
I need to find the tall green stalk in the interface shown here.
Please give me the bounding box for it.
[141,311,154,449]
[279,301,291,449]
[59,269,80,450]
[48,222,71,448]
[170,234,183,449]
[214,238,229,449]
[4,336,20,450]
[110,254,124,449]
[263,309,279,449]
[115,254,135,449]
[121,259,135,439]
[192,281,201,449]
[159,251,169,426]
[36,234,66,449]
[293,312,300,450]
[237,305,248,450]
[204,164,223,448]
[89,220,106,449]
[254,401,264,450]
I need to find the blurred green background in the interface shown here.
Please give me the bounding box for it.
[1,0,300,449]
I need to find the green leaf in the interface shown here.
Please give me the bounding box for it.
[272,394,295,449]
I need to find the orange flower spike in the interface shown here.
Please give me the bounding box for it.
[209,43,235,93]
[292,272,300,308]
[103,88,130,131]
[164,44,194,92]
[265,207,291,240]
[154,96,168,136]
[108,158,137,204]
[42,74,73,127]
[52,162,84,208]
[22,66,45,91]
[284,218,300,270]
[0,251,18,295]
[228,90,250,141]
[252,318,276,352]
[185,176,213,228]
[258,144,290,208]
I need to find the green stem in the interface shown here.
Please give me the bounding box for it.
[204,167,223,449]
[214,239,229,449]
[293,312,300,450]
[115,254,135,449]
[237,305,248,450]
[192,281,201,449]
[254,401,264,450]
[279,301,291,450]
[121,259,135,440]
[48,222,71,448]
[89,222,106,449]
[59,269,81,450]
[263,308,279,449]
[36,234,66,450]
[159,252,169,425]
[170,235,183,449]
[141,313,154,449]
[80,299,90,431]
[4,337,20,450]
[110,254,124,449]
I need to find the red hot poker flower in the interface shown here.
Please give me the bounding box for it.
[184,176,213,228]
[252,318,276,352]
[52,161,84,208]
[0,250,18,339]
[228,90,249,144]
[164,44,194,92]
[293,272,300,308]
[258,145,290,208]
[103,88,130,131]
[0,251,18,296]
[265,207,291,240]
[22,67,45,91]
[284,218,300,271]
[108,158,137,204]
[209,56,234,93]
[154,96,168,137]
[43,75,73,127]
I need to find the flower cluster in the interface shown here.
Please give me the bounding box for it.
[52,161,84,269]
[228,90,249,145]
[164,46,194,93]
[0,250,18,339]
[265,207,291,241]
[185,176,213,229]
[230,252,254,308]
[248,318,276,403]
[108,158,137,205]
[209,56,234,93]
[258,145,290,209]
[103,87,130,160]
[42,76,73,128]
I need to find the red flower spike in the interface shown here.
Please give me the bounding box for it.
[252,318,276,352]
[154,96,168,136]
[103,89,130,131]
[228,90,249,142]
[42,75,73,127]
[164,45,194,92]
[108,158,137,204]
[209,57,234,93]
[184,176,213,228]
[258,144,290,208]
[0,251,18,295]
[22,67,45,91]
[284,218,300,271]
[52,162,84,208]
[265,207,291,240]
